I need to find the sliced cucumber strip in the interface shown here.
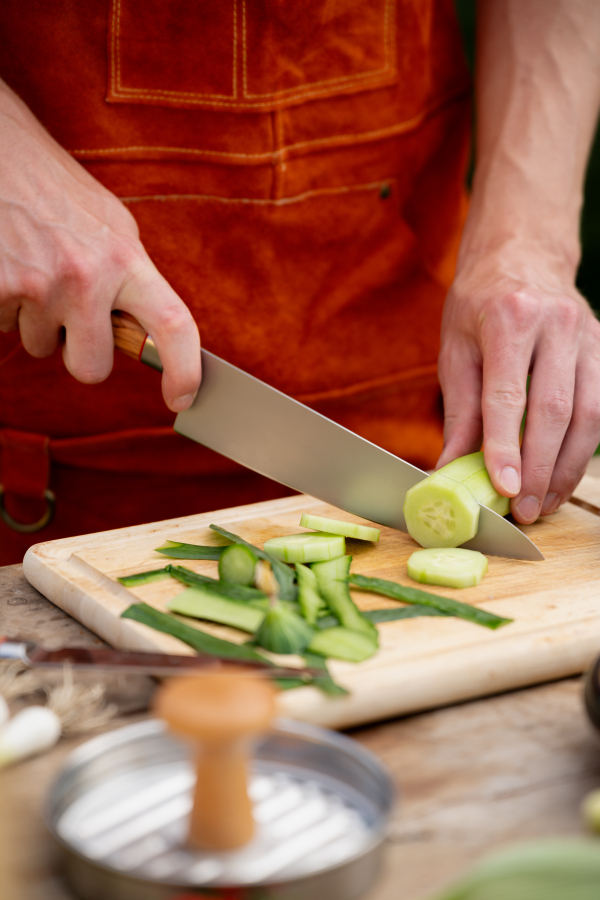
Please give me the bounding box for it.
[437,451,510,516]
[308,627,377,662]
[407,548,488,589]
[167,587,264,632]
[263,532,345,564]
[154,541,226,560]
[295,563,326,625]
[218,544,257,586]
[312,556,378,641]
[118,567,171,587]
[253,602,314,654]
[403,473,480,548]
[299,513,380,542]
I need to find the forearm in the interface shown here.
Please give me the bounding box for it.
[460,0,600,283]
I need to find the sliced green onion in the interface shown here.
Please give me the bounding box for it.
[154,540,227,560]
[308,627,377,663]
[167,587,264,632]
[117,567,172,587]
[299,513,380,542]
[303,652,349,697]
[168,565,266,602]
[312,556,378,641]
[210,525,297,601]
[218,544,257,586]
[348,574,512,630]
[264,532,345,564]
[121,602,270,663]
[365,605,448,623]
[295,562,327,625]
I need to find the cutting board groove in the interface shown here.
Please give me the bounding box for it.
[23,487,600,729]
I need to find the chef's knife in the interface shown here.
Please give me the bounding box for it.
[0,638,316,680]
[112,312,543,561]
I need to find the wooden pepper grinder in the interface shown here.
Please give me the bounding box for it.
[155,672,276,851]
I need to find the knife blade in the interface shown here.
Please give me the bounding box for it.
[111,312,543,561]
[0,639,316,681]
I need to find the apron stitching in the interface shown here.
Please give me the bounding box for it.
[72,85,470,160]
[119,178,397,207]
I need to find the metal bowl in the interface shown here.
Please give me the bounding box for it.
[46,718,394,900]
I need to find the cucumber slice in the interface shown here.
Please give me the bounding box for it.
[437,451,510,516]
[403,474,480,548]
[407,548,488,589]
[308,627,377,662]
[167,587,264,632]
[210,525,297,601]
[299,514,380,542]
[218,544,257,586]
[295,563,326,625]
[312,556,378,641]
[253,602,314,654]
[263,532,345,564]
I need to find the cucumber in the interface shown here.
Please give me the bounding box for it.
[299,514,380,543]
[295,562,326,625]
[263,532,345,564]
[308,627,378,662]
[403,473,481,548]
[312,556,378,642]
[407,548,488,589]
[168,565,266,602]
[167,587,264,632]
[253,602,314,654]
[433,451,510,516]
[218,544,257,586]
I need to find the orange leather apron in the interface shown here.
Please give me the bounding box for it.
[0,0,470,564]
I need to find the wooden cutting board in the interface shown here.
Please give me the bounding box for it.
[22,481,600,730]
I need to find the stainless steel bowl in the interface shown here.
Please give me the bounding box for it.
[46,718,394,900]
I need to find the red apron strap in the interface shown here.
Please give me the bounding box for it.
[0,429,55,533]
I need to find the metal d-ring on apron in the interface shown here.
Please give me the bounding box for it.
[0,485,56,533]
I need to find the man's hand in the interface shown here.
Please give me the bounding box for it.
[438,250,600,523]
[0,78,200,413]
[437,0,600,523]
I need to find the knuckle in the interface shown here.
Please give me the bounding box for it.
[526,461,555,486]
[154,302,192,336]
[59,249,97,294]
[538,388,572,424]
[483,383,526,414]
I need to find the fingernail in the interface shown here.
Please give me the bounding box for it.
[499,466,520,496]
[171,393,195,412]
[541,492,560,516]
[516,495,541,523]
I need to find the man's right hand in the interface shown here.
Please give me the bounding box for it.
[0,78,201,413]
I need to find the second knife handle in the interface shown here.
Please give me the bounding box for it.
[111,311,163,372]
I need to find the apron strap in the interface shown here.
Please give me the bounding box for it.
[0,429,55,533]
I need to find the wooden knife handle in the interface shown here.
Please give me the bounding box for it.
[111,310,163,371]
[111,310,147,361]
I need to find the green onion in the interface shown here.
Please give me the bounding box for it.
[154,540,227,560]
[210,525,297,601]
[364,606,448,623]
[121,603,272,663]
[168,565,266,602]
[117,567,172,587]
[303,652,349,697]
[348,574,512,630]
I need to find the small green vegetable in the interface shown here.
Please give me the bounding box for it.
[168,565,266,602]
[264,532,345,564]
[218,543,257,586]
[308,627,378,662]
[364,605,448,623]
[121,602,271,663]
[312,556,378,641]
[253,601,315,654]
[117,567,172,587]
[407,548,488,589]
[210,525,297,601]
[154,540,227,560]
[348,574,512,629]
[167,587,264,632]
[295,562,327,625]
[303,652,349,696]
[300,513,380,542]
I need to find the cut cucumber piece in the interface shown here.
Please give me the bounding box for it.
[407,548,488,589]
[437,451,510,516]
[295,563,326,625]
[218,544,257,586]
[312,556,378,641]
[253,602,314,654]
[167,587,264,632]
[308,627,377,662]
[299,514,380,543]
[403,474,480,548]
[210,525,297,601]
[263,532,345,564]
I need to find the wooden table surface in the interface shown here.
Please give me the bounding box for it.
[2,563,600,900]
